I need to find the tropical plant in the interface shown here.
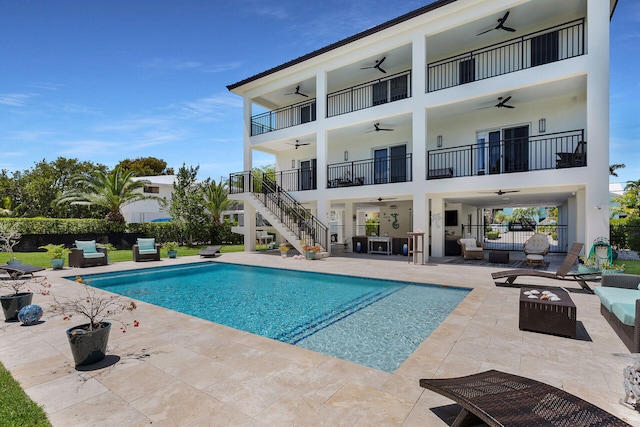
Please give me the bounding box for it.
[168,163,207,244]
[202,179,235,244]
[164,241,179,251]
[600,260,625,272]
[38,244,71,259]
[54,165,159,223]
[610,163,626,177]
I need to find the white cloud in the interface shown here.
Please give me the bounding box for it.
[0,93,36,107]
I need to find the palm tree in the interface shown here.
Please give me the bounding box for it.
[610,163,626,177]
[202,179,235,243]
[55,165,157,223]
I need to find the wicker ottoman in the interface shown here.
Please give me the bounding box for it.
[488,251,509,263]
[526,254,544,266]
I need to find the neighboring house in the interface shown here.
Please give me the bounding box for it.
[120,175,175,223]
[227,0,615,258]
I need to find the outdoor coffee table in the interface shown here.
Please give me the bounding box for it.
[519,288,576,338]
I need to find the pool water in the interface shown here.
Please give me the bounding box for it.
[69,263,469,372]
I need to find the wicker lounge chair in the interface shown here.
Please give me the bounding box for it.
[0,264,45,278]
[199,246,221,258]
[457,238,484,260]
[491,242,597,293]
[419,370,632,427]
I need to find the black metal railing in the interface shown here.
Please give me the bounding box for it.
[462,224,568,253]
[327,70,411,117]
[251,99,317,136]
[229,171,328,250]
[427,130,584,179]
[327,153,412,188]
[274,168,317,192]
[427,19,584,92]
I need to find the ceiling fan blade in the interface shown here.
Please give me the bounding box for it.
[377,67,387,74]
[501,26,516,32]
[360,66,374,70]
[298,91,309,97]
[498,11,510,25]
[376,56,386,67]
[501,96,512,104]
[503,104,515,109]
[476,27,494,36]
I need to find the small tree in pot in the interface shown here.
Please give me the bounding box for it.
[0,277,49,321]
[0,223,22,265]
[50,277,139,366]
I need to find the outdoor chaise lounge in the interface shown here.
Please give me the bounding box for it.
[199,246,221,258]
[419,369,631,427]
[133,238,161,262]
[0,264,45,278]
[594,273,640,353]
[491,242,597,293]
[69,240,108,268]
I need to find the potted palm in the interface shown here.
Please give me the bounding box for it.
[578,254,598,274]
[39,243,71,270]
[278,243,290,258]
[50,277,138,366]
[164,242,179,258]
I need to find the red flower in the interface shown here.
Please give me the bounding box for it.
[133,320,140,327]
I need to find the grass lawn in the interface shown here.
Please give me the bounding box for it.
[0,244,245,269]
[0,364,51,426]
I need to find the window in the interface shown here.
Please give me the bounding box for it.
[300,102,316,124]
[374,144,408,184]
[144,186,159,193]
[372,81,388,105]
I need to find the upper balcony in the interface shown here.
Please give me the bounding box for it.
[427,18,584,93]
[427,129,585,179]
[251,98,317,136]
[327,70,411,118]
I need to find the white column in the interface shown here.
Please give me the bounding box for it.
[412,192,429,262]
[315,71,328,194]
[584,0,610,247]
[244,202,256,252]
[429,195,444,257]
[243,97,253,172]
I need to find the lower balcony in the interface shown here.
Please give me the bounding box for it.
[426,129,585,179]
[327,153,412,188]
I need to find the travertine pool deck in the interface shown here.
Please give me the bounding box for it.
[1,252,639,426]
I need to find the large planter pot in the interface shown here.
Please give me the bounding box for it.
[66,322,111,366]
[168,250,178,259]
[306,251,316,260]
[50,258,65,270]
[1,292,33,321]
[602,269,624,275]
[6,259,22,266]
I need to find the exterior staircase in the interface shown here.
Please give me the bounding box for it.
[230,171,328,255]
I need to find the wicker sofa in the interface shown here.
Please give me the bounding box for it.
[594,273,640,353]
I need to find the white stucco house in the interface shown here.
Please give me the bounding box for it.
[120,175,175,223]
[227,0,615,258]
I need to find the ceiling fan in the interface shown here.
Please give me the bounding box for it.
[366,123,394,133]
[286,139,311,150]
[489,189,520,196]
[477,11,516,36]
[360,56,387,74]
[479,96,515,110]
[374,197,398,202]
[285,85,308,97]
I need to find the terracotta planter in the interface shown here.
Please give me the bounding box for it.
[66,322,111,366]
[1,292,33,321]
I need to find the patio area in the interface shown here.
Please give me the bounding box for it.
[1,252,638,426]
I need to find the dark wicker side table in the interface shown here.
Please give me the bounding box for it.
[519,288,577,338]
[488,251,509,263]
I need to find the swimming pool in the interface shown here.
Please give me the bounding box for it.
[69,262,469,372]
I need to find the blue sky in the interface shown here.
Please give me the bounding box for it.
[1,0,638,185]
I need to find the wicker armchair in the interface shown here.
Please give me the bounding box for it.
[133,238,161,262]
[68,240,108,268]
[457,238,484,260]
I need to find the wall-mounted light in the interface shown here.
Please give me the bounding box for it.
[539,118,546,133]
[594,205,602,210]
[437,135,443,148]
[344,151,349,161]
[292,159,296,169]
